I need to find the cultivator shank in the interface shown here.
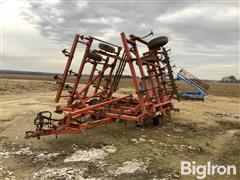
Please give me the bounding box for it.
[25,32,178,139]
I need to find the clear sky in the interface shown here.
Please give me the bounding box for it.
[0,0,239,80]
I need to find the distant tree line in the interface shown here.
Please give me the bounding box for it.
[221,75,239,83]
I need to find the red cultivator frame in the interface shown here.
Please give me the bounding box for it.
[25,32,179,139]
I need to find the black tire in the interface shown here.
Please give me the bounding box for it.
[142,55,157,62]
[89,98,99,105]
[89,99,103,120]
[148,36,168,50]
[136,119,148,127]
[99,43,115,53]
[136,55,157,65]
[153,115,160,126]
[88,51,103,61]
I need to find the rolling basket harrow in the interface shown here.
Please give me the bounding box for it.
[25,32,179,139]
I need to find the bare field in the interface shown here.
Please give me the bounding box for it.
[1,78,240,180]
[1,75,240,97]
[176,81,240,98]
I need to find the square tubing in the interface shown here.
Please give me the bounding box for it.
[151,63,164,102]
[94,57,109,94]
[146,64,160,104]
[111,53,127,93]
[68,37,94,104]
[106,51,124,96]
[72,95,131,118]
[130,39,151,100]
[55,34,80,103]
[155,60,168,101]
[83,63,97,98]
[78,65,110,95]
[121,32,147,114]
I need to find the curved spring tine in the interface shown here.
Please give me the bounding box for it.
[24,131,35,139]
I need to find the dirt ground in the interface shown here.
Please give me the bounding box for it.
[0,78,240,180]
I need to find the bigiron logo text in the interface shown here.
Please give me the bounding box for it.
[181,161,237,179]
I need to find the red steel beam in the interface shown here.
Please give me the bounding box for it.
[83,63,97,98]
[25,118,113,139]
[68,37,94,104]
[72,95,131,118]
[55,34,80,103]
[120,32,147,114]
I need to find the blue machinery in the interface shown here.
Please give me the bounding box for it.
[176,68,209,101]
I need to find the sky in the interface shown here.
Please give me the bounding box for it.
[0,0,239,80]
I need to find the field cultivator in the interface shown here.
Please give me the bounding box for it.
[25,32,179,139]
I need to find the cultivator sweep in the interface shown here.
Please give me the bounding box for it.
[25,32,179,139]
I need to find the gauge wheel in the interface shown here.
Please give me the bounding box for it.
[153,115,160,126]
[88,51,103,61]
[89,98,103,120]
[99,43,115,53]
[148,36,168,50]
